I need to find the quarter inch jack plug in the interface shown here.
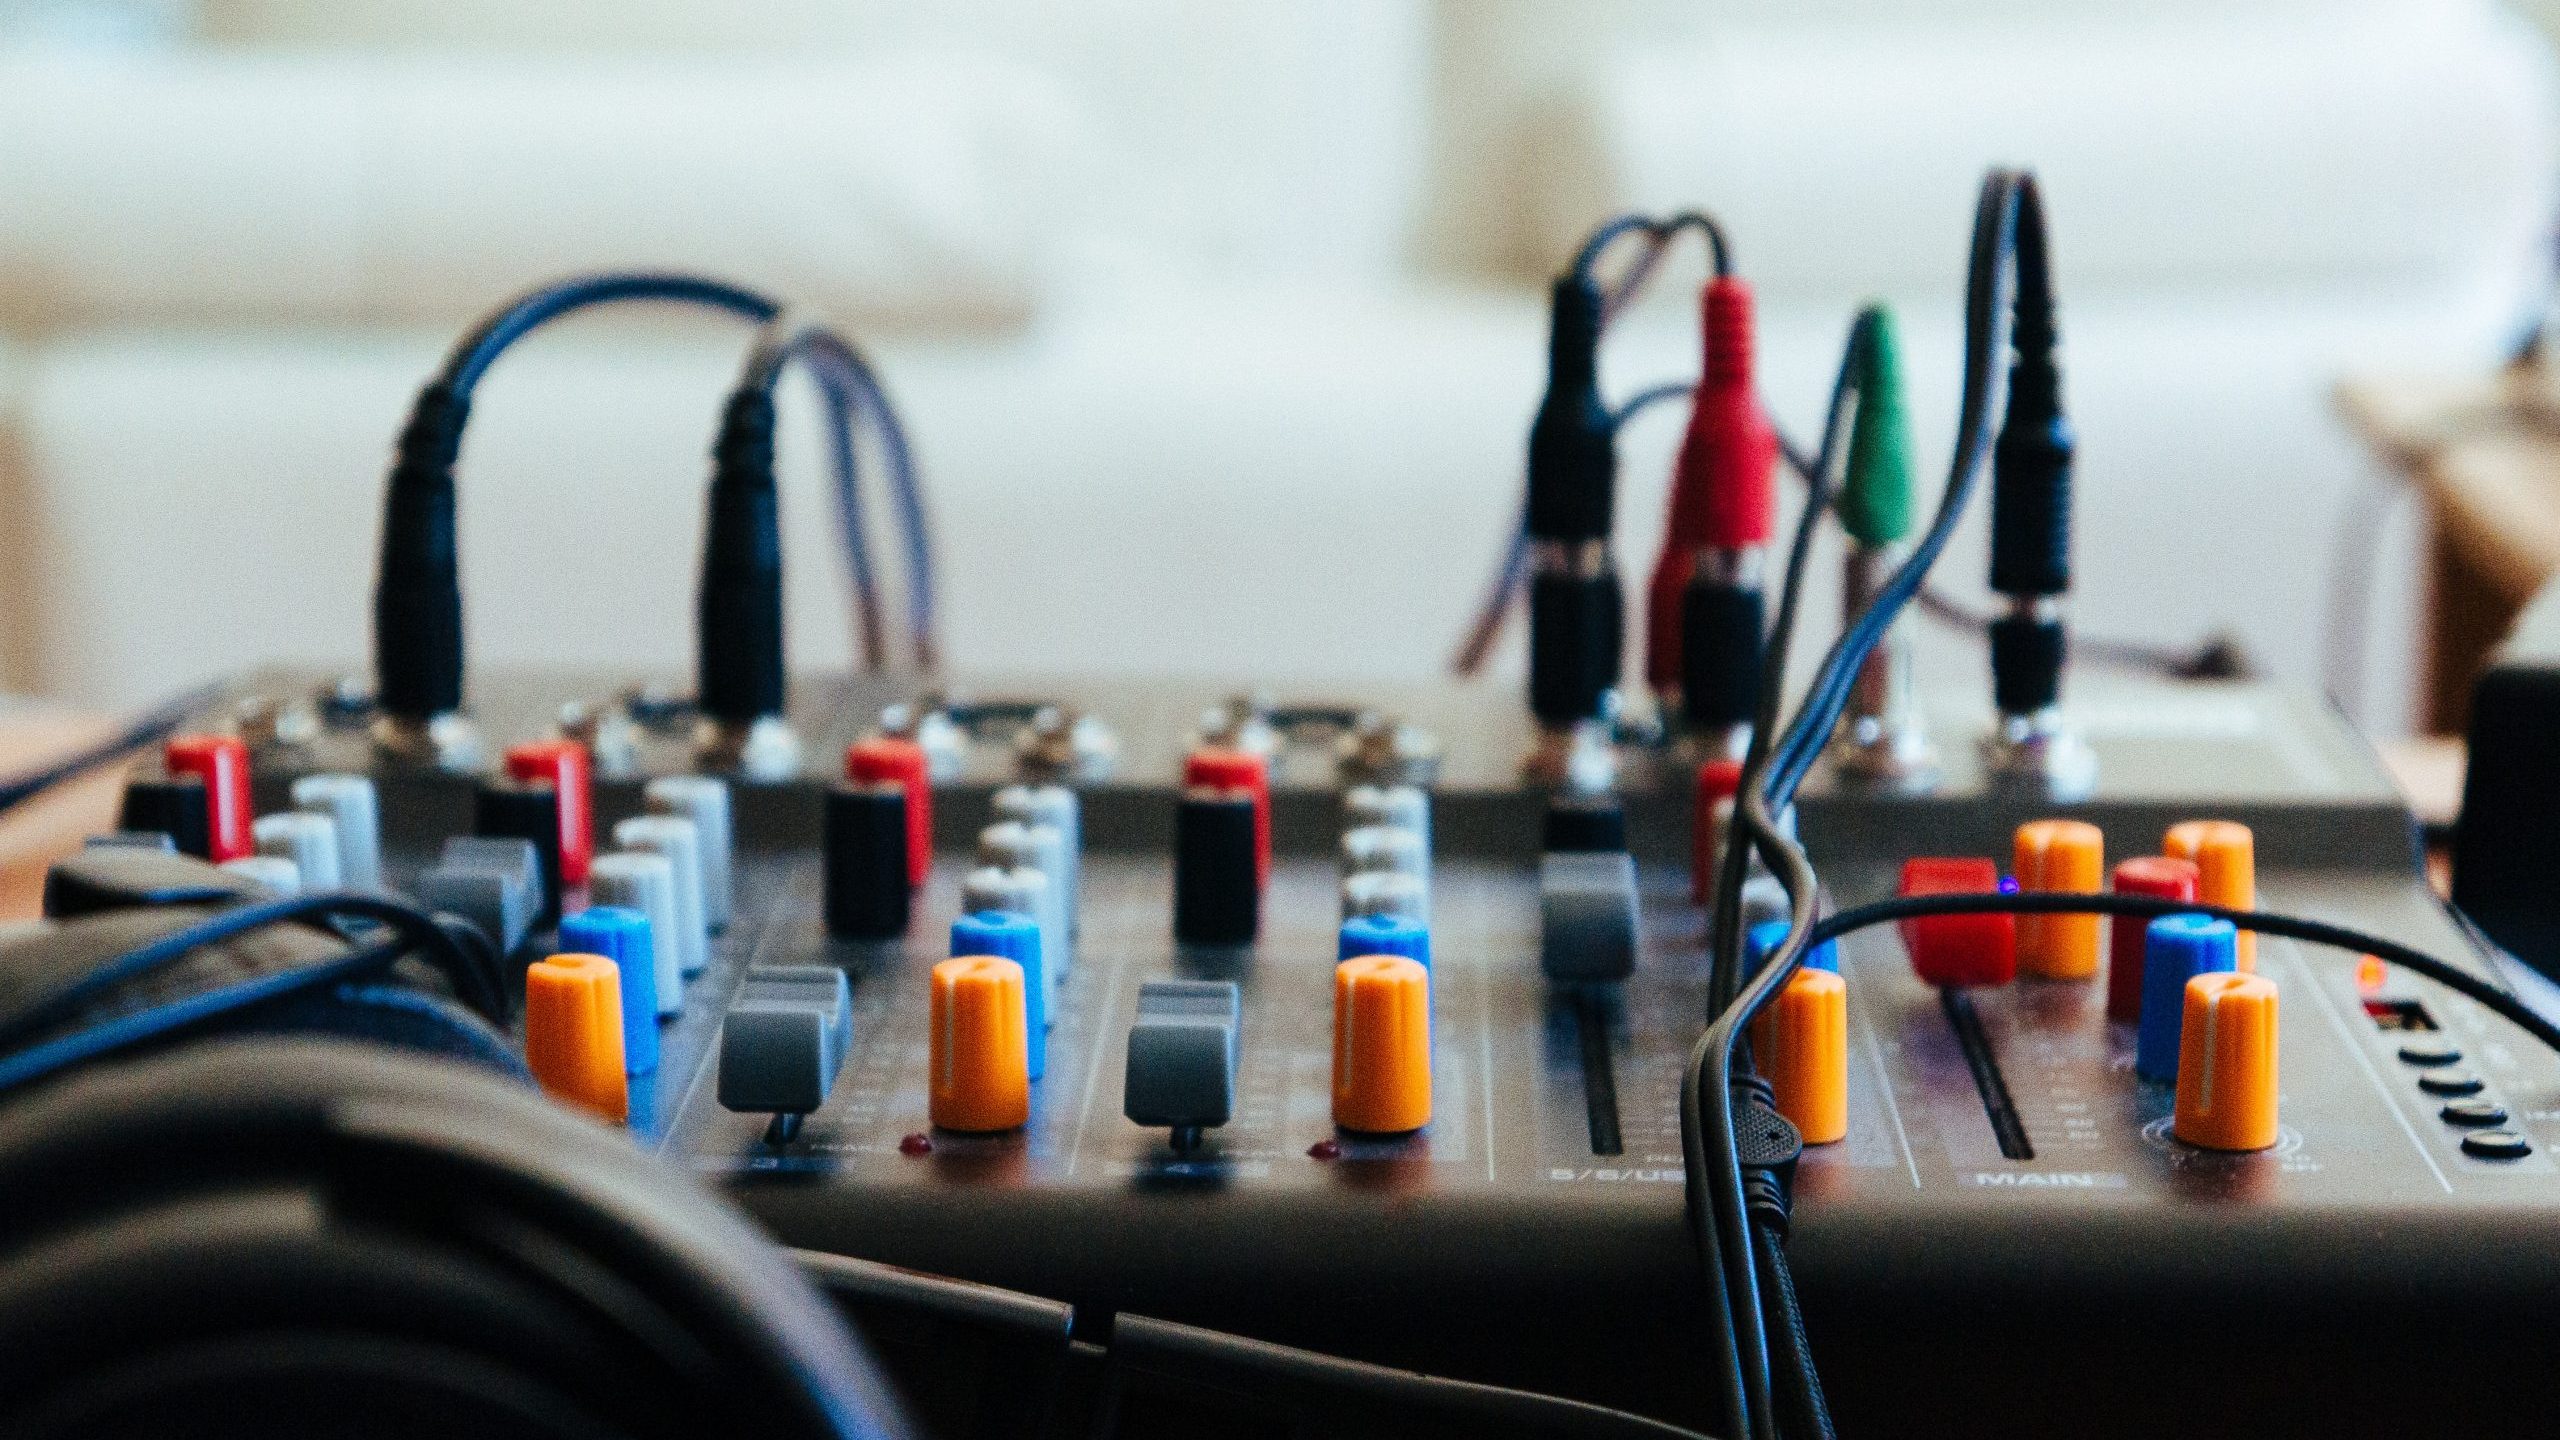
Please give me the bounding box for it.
[1523,275,1625,786]
[695,382,803,780]
[1980,182,2095,799]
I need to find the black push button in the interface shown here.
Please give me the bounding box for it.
[822,782,912,940]
[2396,1039,2463,1068]
[1174,790,1259,946]
[2460,1129,2533,1160]
[2439,1099,2510,1128]
[2418,1068,2485,1097]
[117,777,212,859]
[474,779,564,926]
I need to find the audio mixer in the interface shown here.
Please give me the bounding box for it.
[91,661,2554,1438]
[18,176,2560,1440]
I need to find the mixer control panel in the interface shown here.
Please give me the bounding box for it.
[121,665,2560,1437]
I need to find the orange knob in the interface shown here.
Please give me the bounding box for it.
[2165,821,2256,970]
[1332,956,1431,1134]
[1751,968,1848,1144]
[930,955,1030,1133]
[524,953,629,1123]
[2014,819,2104,980]
[2173,970,2280,1151]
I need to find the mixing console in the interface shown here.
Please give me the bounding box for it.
[114,663,2553,1437]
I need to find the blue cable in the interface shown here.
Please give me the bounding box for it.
[440,272,779,396]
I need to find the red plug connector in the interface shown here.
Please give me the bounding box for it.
[1645,277,1779,696]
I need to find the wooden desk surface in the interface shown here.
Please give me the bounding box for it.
[0,710,136,920]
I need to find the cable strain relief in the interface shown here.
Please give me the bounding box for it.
[393,381,470,474]
[1989,614,2066,715]
[1704,276,1756,387]
[1527,277,1616,541]
[1731,1088,1802,1232]
[712,388,780,480]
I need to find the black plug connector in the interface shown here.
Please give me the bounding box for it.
[1986,179,2073,718]
[372,382,470,724]
[1681,567,1766,741]
[1524,276,1625,730]
[697,388,787,729]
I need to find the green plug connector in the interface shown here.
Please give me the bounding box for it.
[1837,305,1912,548]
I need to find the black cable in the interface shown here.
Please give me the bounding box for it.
[1107,1312,1725,1440]
[1683,306,1877,1440]
[0,683,222,817]
[439,272,778,395]
[1804,890,2560,1057]
[1455,212,1736,679]
[0,891,502,1051]
[1693,173,2038,1440]
[726,317,888,676]
[376,272,784,722]
[1770,430,2241,682]
[1751,1223,1834,1440]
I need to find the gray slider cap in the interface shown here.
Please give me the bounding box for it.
[1124,978,1241,1131]
[718,964,852,1117]
[1539,850,1638,983]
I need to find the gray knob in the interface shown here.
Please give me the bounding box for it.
[644,775,735,931]
[613,816,708,977]
[291,774,381,890]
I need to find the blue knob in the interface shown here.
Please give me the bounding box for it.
[559,905,659,1074]
[2136,914,2237,1081]
[952,910,1047,1079]
[1746,918,1838,976]
[1339,913,1431,970]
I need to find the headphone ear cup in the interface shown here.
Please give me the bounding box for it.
[0,1039,908,1440]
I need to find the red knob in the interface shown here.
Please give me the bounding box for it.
[505,740,594,888]
[1896,857,2013,986]
[164,735,252,862]
[1691,758,1744,903]
[846,738,932,888]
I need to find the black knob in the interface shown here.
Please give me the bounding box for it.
[823,782,911,940]
[474,779,563,926]
[1174,790,1260,946]
[117,777,212,860]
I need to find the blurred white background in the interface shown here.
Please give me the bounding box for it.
[0,0,2550,738]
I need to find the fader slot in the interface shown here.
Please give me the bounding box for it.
[1572,991,1625,1157]
[1940,989,2035,1161]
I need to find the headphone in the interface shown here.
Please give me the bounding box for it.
[0,1036,911,1439]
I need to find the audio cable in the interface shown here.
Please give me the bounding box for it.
[372,272,936,764]
[1693,170,2042,1440]
[1509,214,1733,737]
[698,316,938,755]
[374,273,780,739]
[1691,302,1882,1440]
[0,681,224,818]
[0,889,510,1095]
[717,317,889,688]
[1649,262,1778,757]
